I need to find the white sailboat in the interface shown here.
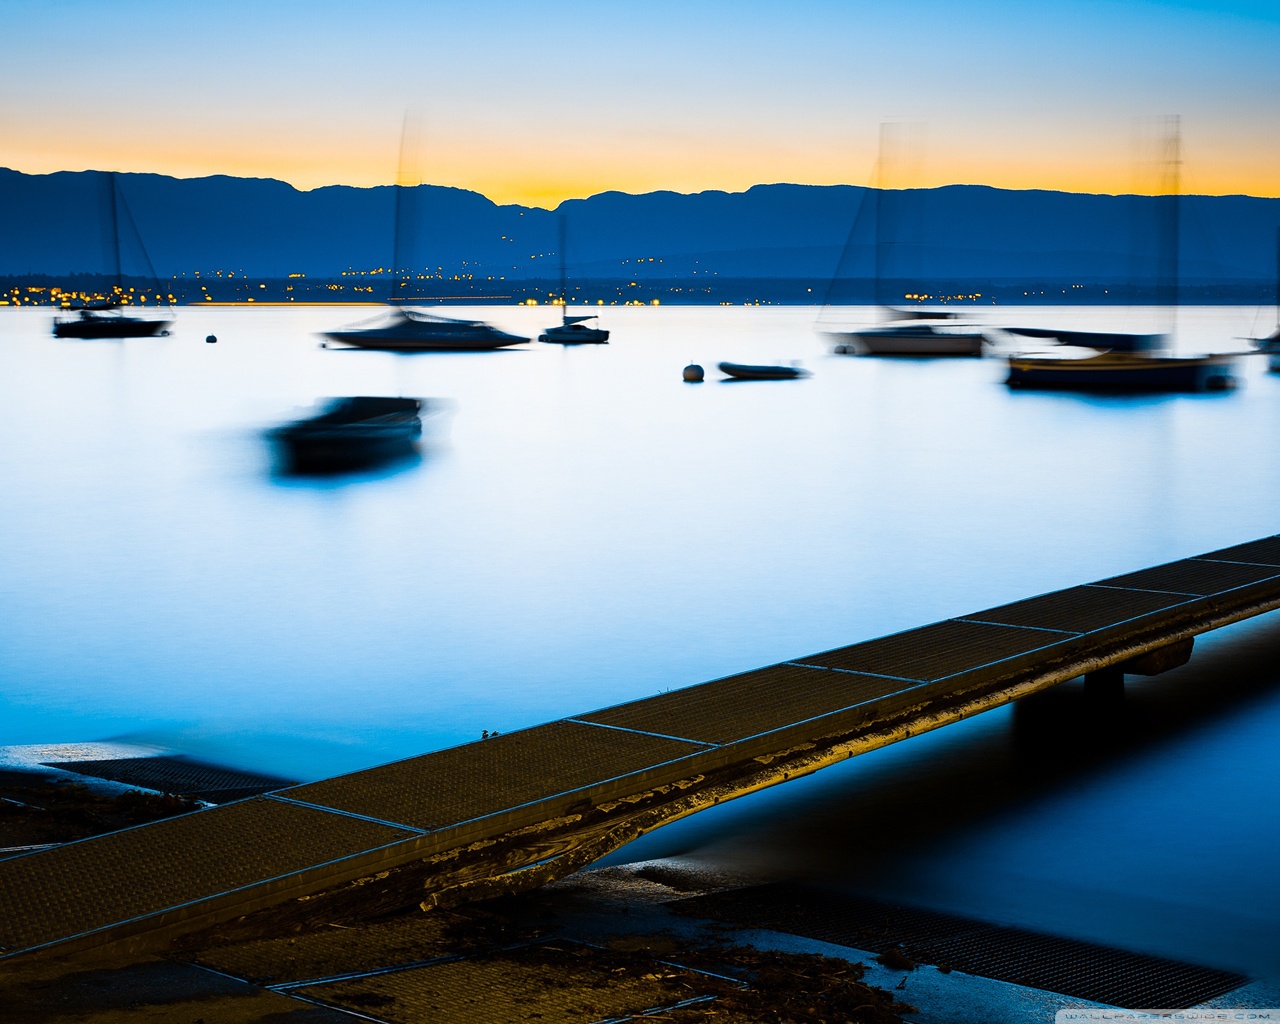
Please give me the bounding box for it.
[822,128,985,357]
[53,172,173,339]
[1250,227,1280,372]
[539,214,609,344]
[1005,118,1240,393]
[324,125,527,352]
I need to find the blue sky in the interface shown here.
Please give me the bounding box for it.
[1,0,1275,204]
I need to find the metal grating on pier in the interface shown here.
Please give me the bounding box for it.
[962,584,1194,634]
[51,756,294,802]
[0,798,412,955]
[794,618,1072,681]
[282,720,708,832]
[577,664,905,745]
[1202,536,1280,566]
[1098,558,1280,597]
[677,884,1248,1010]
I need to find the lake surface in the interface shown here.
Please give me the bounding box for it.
[2,303,1279,978]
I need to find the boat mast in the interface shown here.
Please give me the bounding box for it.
[1274,226,1279,329]
[106,171,121,301]
[873,125,886,314]
[1156,116,1181,338]
[391,115,418,305]
[558,213,568,324]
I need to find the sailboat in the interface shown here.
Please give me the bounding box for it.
[53,172,173,339]
[1250,227,1280,372]
[823,128,986,357]
[323,127,528,352]
[538,214,609,344]
[1005,119,1239,393]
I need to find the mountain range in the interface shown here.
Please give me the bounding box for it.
[2,168,1277,293]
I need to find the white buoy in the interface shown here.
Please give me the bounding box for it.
[682,363,704,382]
[205,334,217,344]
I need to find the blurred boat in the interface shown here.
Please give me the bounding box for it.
[271,397,423,472]
[829,316,985,356]
[1006,119,1240,394]
[540,315,609,345]
[540,214,609,344]
[1001,328,1163,353]
[820,126,986,358]
[54,303,172,339]
[324,123,526,353]
[53,172,173,339]
[323,308,527,351]
[1250,227,1280,372]
[1006,349,1237,392]
[1256,328,1280,373]
[718,362,811,380]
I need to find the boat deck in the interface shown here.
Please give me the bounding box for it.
[4,535,1280,962]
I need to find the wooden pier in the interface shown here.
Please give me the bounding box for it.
[4,535,1280,963]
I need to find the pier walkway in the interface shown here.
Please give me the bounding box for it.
[4,535,1280,962]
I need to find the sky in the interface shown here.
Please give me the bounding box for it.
[1,0,1277,207]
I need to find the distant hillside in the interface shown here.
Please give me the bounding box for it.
[1,169,1277,294]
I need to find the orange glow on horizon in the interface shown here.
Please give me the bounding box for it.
[4,129,1277,207]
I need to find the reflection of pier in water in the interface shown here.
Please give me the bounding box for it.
[4,535,1280,962]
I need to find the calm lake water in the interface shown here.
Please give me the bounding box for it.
[2,303,1279,978]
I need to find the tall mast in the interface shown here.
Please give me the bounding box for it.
[873,124,886,312]
[1155,116,1181,336]
[106,172,121,295]
[1275,226,1279,329]
[391,115,418,304]
[558,213,568,324]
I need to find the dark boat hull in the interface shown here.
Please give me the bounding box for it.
[1007,353,1237,392]
[538,326,610,344]
[718,361,810,380]
[53,317,172,339]
[271,397,423,473]
[827,328,985,357]
[325,332,525,352]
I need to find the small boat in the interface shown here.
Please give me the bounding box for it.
[1007,121,1241,394]
[1255,327,1280,373]
[828,319,985,357]
[324,127,527,354]
[817,127,985,359]
[323,308,527,351]
[270,397,423,472]
[718,361,811,381]
[53,173,173,339]
[539,216,609,344]
[1250,227,1280,372]
[1002,327,1163,353]
[54,302,172,339]
[1006,349,1238,392]
[540,315,609,345]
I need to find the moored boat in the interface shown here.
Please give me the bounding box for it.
[1006,349,1237,392]
[323,308,527,351]
[718,361,811,380]
[829,319,985,356]
[539,215,609,344]
[1250,228,1280,372]
[270,396,424,473]
[54,304,172,339]
[53,173,174,340]
[540,315,609,345]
